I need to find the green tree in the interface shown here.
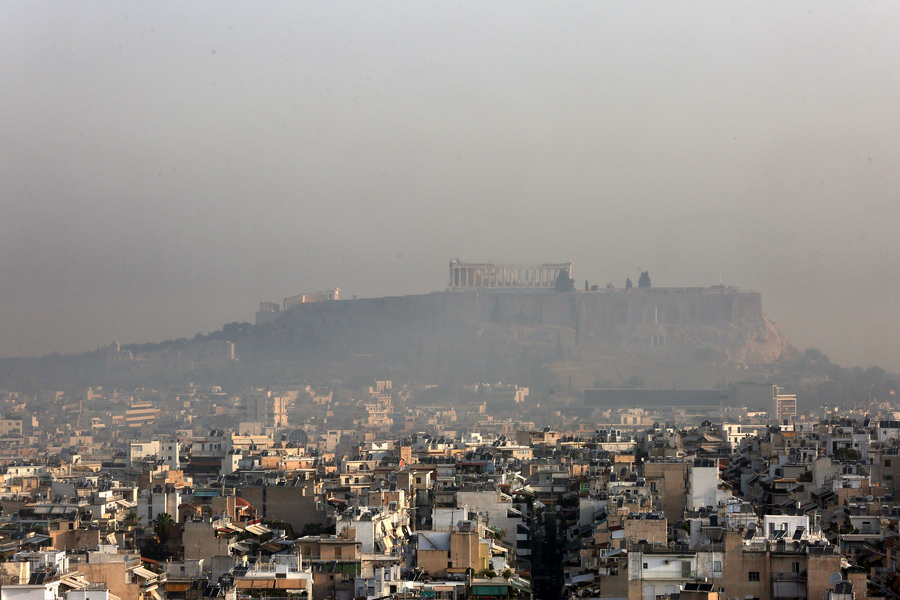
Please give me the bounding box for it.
[123,511,141,528]
[141,537,170,561]
[638,271,651,288]
[625,278,633,290]
[555,270,575,292]
[834,447,861,462]
[625,375,645,389]
[123,511,141,550]
[153,512,175,543]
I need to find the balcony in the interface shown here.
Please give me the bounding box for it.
[772,572,807,582]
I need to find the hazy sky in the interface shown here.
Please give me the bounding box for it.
[2,2,899,370]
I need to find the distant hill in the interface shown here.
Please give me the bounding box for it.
[246,288,795,391]
[3,288,896,411]
[0,287,794,392]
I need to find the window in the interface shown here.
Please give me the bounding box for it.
[643,563,648,569]
[886,459,892,467]
[791,562,800,574]
[749,572,760,582]
[714,561,722,572]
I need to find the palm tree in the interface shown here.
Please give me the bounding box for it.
[153,512,175,544]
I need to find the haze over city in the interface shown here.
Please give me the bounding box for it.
[1,2,899,370]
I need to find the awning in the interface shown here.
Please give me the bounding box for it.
[60,575,90,590]
[509,577,532,592]
[236,579,274,589]
[23,535,50,545]
[132,567,158,581]
[471,584,508,596]
[245,524,269,536]
[149,589,163,600]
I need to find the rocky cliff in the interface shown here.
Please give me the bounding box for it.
[243,289,796,390]
[0,288,796,392]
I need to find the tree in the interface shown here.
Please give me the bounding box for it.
[123,511,141,550]
[555,270,575,292]
[625,375,645,389]
[834,447,861,462]
[153,512,175,543]
[638,271,651,288]
[140,537,170,561]
[625,278,633,290]
[123,511,141,528]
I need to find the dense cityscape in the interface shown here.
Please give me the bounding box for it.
[0,267,896,600]
[4,5,898,600]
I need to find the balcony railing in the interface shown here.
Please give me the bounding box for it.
[627,542,725,553]
[772,572,807,581]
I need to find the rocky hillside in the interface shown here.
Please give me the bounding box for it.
[242,290,797,390]
[0,290,798,392]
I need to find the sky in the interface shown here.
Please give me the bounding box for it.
[1,2,899,370]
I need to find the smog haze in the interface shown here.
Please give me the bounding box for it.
[2,2,899,370]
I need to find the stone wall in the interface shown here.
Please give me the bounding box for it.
[243,285,786,389]
[281,287,761,333]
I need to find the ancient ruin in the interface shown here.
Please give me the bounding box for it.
[449,259,573,289]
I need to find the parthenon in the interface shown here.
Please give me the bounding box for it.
[449,260,573,289]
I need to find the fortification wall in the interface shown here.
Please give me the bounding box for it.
[439,288,760,330]
[274,287,762,334]
[229,285,785,388]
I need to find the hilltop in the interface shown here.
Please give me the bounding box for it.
[8,285,900,408]
[1,286,790,393]
[246,287,795,390]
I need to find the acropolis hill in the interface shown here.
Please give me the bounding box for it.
[0,263,797,391]
[246,262,794,390]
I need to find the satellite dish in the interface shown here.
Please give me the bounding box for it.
[866,495,874,502]
[828,573,843,588]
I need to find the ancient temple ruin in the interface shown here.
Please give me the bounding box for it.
[449,260,573,289]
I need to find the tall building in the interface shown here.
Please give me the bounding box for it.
[730,382,797,423]
[245,389,289,429]
[775,389,798,423]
